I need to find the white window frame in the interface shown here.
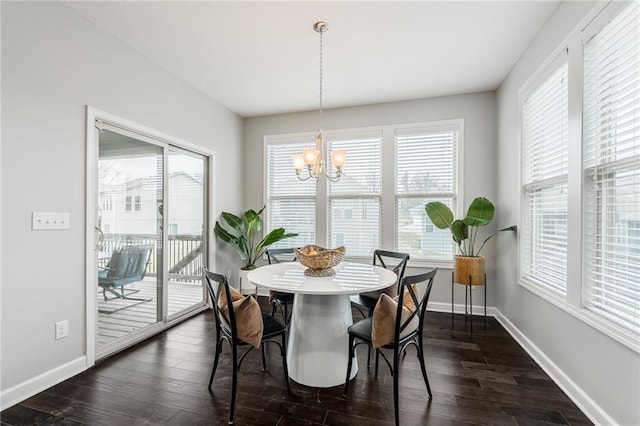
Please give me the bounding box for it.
[519,49,570,298]
[394,120,464,266]
[516,1,640,352]
[326,128,383,259]
[263,119,463,267]
[264,131,319,249]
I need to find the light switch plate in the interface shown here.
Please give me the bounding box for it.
[32,212,70,230]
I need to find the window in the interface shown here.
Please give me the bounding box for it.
[266,138,316,249]
[520,55,569,296]
[168,223,178,235]
[395,125,459,261]
[517,1,640,346]
[102,194,112,211]
[125,195,142,212]
[265,120,461,263]
[328,132,382,257]
[582,2,640,334]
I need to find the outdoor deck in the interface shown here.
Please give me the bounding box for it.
[97,279,205,347]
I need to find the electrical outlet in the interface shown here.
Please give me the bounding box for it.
[55,320,69,340]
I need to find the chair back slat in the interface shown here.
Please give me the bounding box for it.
[373,250,410,291]
[266,248,297,264]
[394,269,437,339]
[202,267,237,338]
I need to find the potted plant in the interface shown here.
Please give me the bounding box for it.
[425,197,516,285]
[214,206,298,292]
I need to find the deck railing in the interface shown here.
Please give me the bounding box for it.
[100,233,203,282]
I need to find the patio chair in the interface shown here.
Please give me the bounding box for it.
[98,244,153,301]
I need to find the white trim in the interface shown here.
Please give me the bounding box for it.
[494,309,617,426]
[207,151,216,277]
[85,106,98,367]
[0,356,86,411]
[161,144,169,321]
[428,301,497,317]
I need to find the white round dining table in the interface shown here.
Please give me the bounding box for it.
[247,261,397,388]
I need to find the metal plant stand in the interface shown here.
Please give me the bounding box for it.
[451,272,487,330]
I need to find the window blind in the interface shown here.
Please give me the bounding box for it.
[266,141,316,248]
[328,133,382,256]
[395,126,458,261]
[521,59,569,295]
[583,2,640,334]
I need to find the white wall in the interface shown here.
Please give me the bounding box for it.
[243,92,500,308]
[1,1,243,403]
[496,2,639,425]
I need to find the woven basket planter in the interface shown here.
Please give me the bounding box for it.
[453,256,485,286]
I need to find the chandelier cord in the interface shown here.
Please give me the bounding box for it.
[319,26,323,134]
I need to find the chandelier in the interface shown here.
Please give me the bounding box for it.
[291,21,346,182]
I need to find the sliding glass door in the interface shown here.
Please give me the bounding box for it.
[94,121,208,358]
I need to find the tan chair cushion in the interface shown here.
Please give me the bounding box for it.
[219,285,263,348]
[371,289,419,349]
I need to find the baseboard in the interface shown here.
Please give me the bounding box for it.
[0,356,87,411]
[494,309,616,426]
[428,301,497,317]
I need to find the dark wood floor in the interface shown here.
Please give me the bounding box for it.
[2,297,592,425]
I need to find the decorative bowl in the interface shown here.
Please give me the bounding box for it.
[295,245,346,276]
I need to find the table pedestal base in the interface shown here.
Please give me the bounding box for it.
[287,293,358,387]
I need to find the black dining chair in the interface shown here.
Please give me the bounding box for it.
[349,250,409,367]
[203,266,291,425]
[343,268,437,426]
[350,250,410,319]
[266,247,296,324]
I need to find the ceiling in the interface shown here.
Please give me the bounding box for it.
[64,1,560,118]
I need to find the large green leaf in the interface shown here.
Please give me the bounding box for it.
[476,225,518,255]
[450,220,468,243]
[425,202,454,230]
[244,209,262,236]
[463,197,494,227]
[215,220,251,260]
[215,222,246,259]
[236,235,249,261]
[221,212,245,233]
[214,222,237,245]
[256,228,298,253]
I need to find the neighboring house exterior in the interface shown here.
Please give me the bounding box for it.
[401,204,451,260]
[99,171,204,236]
